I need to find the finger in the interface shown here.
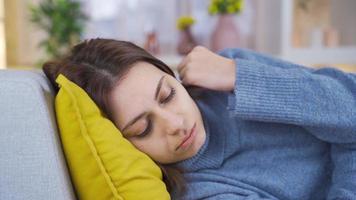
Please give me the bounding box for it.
[178,66,187,82]
[180,68,196,87]
[180,74,195,87]
[177,56,189,73]
[177,60,186,74]
[180,75,189,86]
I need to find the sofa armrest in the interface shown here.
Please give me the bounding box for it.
[0,69,76,200]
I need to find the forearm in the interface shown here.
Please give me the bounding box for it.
[219,48,356,199]
[220,48,356,143]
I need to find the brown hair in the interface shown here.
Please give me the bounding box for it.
[43,38,185,196]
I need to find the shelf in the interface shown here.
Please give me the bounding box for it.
[282,46,356,65]
[256,0,356,66]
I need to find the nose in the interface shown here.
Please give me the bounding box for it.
[157,109,185,136]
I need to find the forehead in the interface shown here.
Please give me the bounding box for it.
[116,62,165,96]
[110,62,166,128]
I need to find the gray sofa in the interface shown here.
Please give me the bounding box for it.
[0,69,76,200]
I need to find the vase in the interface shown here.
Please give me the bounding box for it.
[210,14,240,52]
[144,31,160,55]
[177,27,197,55]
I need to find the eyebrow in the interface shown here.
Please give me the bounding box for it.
[122,75,165,132]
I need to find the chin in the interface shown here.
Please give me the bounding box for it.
[191,125,206,157]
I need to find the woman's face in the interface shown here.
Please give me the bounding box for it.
[109,62,206,164]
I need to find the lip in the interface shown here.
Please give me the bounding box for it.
[176,122,196,151]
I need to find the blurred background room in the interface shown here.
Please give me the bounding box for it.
[0,0,355,72]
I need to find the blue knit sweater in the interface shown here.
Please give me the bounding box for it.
[170,48,356,200]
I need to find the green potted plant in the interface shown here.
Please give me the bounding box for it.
[29,0,87,63]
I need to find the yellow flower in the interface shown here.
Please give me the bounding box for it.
[176,16,196,30]
[235,0,243,11]
[209,0,244,15]
[227,5,235,14]
[208,4,219,15]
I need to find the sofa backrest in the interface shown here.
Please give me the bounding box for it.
[0,69,76,200]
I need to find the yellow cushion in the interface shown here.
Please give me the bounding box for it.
[54,74,170,200]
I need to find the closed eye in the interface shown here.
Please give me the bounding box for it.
[161,88,176,104]
[136,87,176,139]
[136,119,152,138]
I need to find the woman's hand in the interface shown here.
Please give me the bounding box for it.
[177,46,236,92]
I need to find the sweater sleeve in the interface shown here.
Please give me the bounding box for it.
[203,193,274,200]
[219,48,356,199]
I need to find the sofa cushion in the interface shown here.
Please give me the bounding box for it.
[54,74,170,200]
[0,69,76,200]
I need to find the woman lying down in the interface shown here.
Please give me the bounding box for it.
[43,38,356,200]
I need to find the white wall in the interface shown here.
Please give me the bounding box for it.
[81,0,178,54]
[0,0,5,69]
[255,0,284,55]
[330,0,356,46]
[82,0,257,53]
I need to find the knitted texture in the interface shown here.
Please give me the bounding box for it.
[171,48,356,200]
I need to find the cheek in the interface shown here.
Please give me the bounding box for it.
[129,137,166,157]
[175,88,195,112]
